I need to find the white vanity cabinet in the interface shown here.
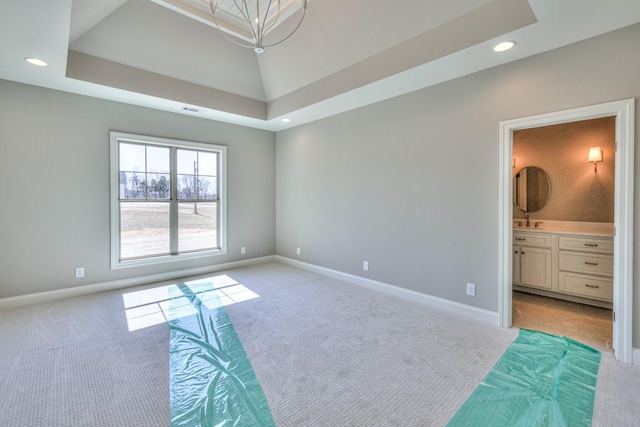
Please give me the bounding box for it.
[513,228,613,307]
[558,235,613,302]
[513,231,552,290]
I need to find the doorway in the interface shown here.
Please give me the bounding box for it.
[511,117,615,351]
[498,99,635,363]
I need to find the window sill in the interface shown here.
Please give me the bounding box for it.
[111,248,227,270]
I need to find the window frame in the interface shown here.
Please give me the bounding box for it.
[110,131,227,269]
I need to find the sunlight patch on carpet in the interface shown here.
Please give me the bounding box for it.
[122,274,259,332]
[447,329,601,427]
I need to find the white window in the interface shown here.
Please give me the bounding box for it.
[110,132,226,269]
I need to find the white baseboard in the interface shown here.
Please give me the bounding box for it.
[275,256,500,326]
[634,348,640,366]
[0,256,275,310]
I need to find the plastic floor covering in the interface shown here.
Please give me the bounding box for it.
[447,329,601,427]
[169,283,275,427]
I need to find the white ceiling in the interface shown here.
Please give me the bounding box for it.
[2,0,640,131]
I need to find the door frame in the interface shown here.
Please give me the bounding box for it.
[498,99,635,363]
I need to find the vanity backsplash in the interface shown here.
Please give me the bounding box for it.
[513,220,613,235]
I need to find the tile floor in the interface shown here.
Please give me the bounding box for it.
[512,291,613,352]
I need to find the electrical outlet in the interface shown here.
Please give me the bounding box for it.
[296,247,301,255]
[240,246,246,255]
[466,282,476,296]
[363,261,369,271]
[75,267,85,279]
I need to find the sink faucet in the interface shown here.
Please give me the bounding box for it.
[525,213,530,227]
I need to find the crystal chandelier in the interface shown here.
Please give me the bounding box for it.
[209,0,307,53]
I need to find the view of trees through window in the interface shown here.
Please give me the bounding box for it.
[117,142,219,260]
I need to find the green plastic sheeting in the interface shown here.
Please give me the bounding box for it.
[169,283,275,427]
[447,329,601,427]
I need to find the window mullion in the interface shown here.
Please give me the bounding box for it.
[216,152,221,245]
[170,146,179,255]
[144,146,148,199]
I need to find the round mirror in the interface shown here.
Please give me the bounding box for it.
[513,166,551,212]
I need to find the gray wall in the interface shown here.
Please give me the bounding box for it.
[275,24,640,345]
[0,81,276,298]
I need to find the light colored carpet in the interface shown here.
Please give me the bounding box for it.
[592,351,640,425]
[221,263,518,426]
[0,287,169,426]
[0,262,639,426]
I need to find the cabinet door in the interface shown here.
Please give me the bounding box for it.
[520,247,552,289]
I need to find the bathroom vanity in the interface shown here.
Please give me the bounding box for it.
[511,164,613,308]
[513,224,613,308]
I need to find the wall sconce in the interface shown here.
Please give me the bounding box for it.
[588,147,603,173]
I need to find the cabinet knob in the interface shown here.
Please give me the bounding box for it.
[584,243,599,247]
[515,238,526,241]
[585,284,600,289]
[584,261,599,266]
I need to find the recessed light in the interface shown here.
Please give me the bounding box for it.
[25,57,48,67]
[281,118,291,123]
[493,41,516,52]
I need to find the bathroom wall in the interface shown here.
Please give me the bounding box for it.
[512,116,615,223]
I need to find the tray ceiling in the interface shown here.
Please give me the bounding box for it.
[1,0,640,130]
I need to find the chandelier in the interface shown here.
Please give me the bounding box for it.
[209,0,307,53]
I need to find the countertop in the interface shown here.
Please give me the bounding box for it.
[513,220,614,237]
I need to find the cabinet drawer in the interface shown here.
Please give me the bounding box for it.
[513,232,551,248]
[559,251,613,276]
[559,272,613,302]
[559,236,613,254]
